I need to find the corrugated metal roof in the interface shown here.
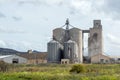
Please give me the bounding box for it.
[0,55,12,59]
[18,53,47,59]
[49,40,59,43]
[110,56,120,58]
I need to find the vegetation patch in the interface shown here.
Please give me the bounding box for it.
[0,64,120,80]
[70,64,86,73]
[0,61,9,72]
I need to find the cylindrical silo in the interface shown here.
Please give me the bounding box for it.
[69,28,83,63]
[53,28,65,44]
[64,40,78,63]
[47,40,62,63]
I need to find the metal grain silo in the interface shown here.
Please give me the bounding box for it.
[64,40,78,63]
[69,28,83,63]
[47,40,62,63]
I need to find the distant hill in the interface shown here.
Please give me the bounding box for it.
[0,48,20,55]
[0,48,45,55]
[32,50,41,53]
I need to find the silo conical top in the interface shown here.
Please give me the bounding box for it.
[49,40,59,43]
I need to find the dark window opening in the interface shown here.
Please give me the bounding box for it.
[65,61,67,64]
[106,60,108,63]
[12,58,19,64]
[100,59,104,63]
[93,33,98,41]
[96,23,99,25]
[60,49,64,59]
[118,58,120,61]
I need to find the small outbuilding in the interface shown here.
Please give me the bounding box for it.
[61,59,70,64]
[110,56,120,63]
[91,54,110,63]
[19,52,47,64]
[0,55,27,64]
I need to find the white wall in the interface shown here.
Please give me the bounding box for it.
[1,55,27,64]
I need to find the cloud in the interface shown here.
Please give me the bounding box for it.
[106,34,120,46]
[0,27,25,33]
[87,0,120,20]
[12,16,22,21]
[43,0,64,5]
[0,0,9,3]
[104,34,120,56]
[0,40,7,47]
[71,0,91,10]
[100,0,120,20]
[17,0,63,6]
[0,12,6,18]
[105,0,120,12]
[17,0,65,6]
[0,40,42,51]
[0,40,31,51]
[18,0,41,6]
[69,0,120,20]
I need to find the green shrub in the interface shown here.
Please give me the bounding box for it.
[70,64,85,73]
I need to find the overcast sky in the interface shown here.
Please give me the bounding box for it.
[0,0,120,56]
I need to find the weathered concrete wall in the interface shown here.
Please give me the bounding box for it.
[88,20,103,58]
[53,28,65,44]
[64,40,79,63]
[69,28,83,63]
[91,54,110,63]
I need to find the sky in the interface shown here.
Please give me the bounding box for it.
[0,0,120,56]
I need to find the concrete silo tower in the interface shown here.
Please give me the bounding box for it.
[53,28,65,44]
[69,28,83,63]
[88,20,103,58]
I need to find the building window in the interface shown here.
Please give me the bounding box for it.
[65,61,67,64]
[12,58,19,64]
[61,61,64,64]
[118,58,120,61]
[105,60,108,63]
[61,59,69,64]
[100,59,104,63]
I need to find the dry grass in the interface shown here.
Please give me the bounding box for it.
[0,64,120,80]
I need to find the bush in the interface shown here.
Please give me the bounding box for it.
[0,61,9,72]
[70,64,85,73]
